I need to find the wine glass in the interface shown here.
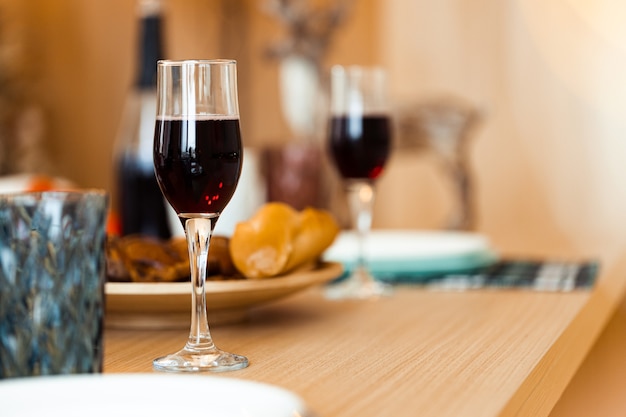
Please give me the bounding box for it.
[152,59,248,372]
[325,65,393,300]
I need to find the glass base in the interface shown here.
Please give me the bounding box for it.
[324,268,393,300]
[153,346,248,373]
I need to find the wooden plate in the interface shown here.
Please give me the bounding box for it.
[105,261,343,329]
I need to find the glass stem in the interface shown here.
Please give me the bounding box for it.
[183,216,218,352]
[346,180,374,279]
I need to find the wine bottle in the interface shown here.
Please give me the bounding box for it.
[113,0,171,239]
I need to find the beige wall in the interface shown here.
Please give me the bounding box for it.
[2,0,626,266]
[376,0,626,267]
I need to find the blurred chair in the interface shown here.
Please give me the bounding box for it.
[396,96,482,230]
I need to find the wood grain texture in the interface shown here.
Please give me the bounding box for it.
[104,267,623,417]
[549,291,626,417]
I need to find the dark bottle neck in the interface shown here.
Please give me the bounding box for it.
[136,9,163,89]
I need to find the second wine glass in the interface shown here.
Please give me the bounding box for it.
[152,59,248,372]
[325,65,393,300]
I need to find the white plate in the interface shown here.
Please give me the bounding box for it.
[0,174,73,193]
[105,261,343,329]
[323,230,497,278]
[0,374,312,417]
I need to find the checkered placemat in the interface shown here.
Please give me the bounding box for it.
[377,259,599,291]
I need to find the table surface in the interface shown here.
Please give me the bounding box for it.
[103,258,626,417]
[549,290,626,417]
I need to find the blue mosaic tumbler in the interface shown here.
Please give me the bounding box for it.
[0,190,108,378]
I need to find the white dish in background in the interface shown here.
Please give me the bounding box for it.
[0,174,74,193]
[323,230,497,278]
[0,374,312,417]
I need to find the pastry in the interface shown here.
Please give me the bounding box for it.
[229,202,339,279]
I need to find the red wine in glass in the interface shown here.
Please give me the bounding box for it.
[153,117,242,215]
[329,114,391,180]
[152,59,248,372]
[325,65,393,300]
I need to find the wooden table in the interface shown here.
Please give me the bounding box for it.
[104,259,626,417]
[549,291,626,417]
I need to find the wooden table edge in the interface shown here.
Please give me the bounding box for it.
[499,259,626,416]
